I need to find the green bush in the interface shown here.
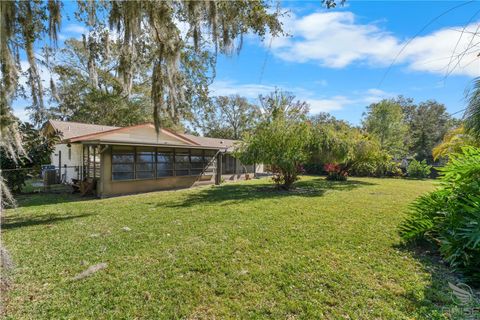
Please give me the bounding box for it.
[406,159,431,178]
[348,138,403,177]
[400,147,480,285]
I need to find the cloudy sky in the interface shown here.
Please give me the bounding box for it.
[13,1,480,125]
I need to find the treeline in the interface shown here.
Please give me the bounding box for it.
[231,90,466,188]
[306,96,462,178]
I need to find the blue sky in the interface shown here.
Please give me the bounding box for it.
[13,1,480,125]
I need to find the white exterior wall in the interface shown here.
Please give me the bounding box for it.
[51,143,83,183]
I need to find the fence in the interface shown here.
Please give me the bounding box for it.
[1,165,84,194]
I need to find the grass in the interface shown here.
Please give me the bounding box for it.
[1,176,464,319]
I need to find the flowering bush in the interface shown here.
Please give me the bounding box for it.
[324,163,348,181]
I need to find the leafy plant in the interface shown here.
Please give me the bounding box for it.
[362,99,408,159]
[348,137,403,177]
[406,159,431,178]
[236,91,311,190]
[324,163,348,181]
[432,126,479,161]
[400,147,480,285]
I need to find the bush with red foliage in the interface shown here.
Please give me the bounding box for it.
[324,163,348,181]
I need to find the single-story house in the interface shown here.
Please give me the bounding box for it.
[43,120,263,197]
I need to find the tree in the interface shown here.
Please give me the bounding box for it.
[48,38,155,127]
[432,126,479,160]
[407,100,455,162]
[465,77,480,139]
[309,113,356,165]
[1,1,283,126]
[362,99,408,158]
[195,95,261,139]
[259,89,309,123]
[237,92,311,190]
[308,113,398,178]
[348,135,398,177]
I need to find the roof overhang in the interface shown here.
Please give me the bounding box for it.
[76,140,227,151]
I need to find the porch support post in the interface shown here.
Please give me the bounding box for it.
[215,152,223,185]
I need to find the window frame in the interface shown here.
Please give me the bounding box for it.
[156,147,174,178]
[111,146,135,181]
[111,146,217,182]
[135,147,156,180]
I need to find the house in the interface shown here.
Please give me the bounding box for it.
[43,120,263,197]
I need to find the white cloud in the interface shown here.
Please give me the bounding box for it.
[307,96,352,113]
[269,11,480,77]
[210,80,276,99]
[64,24,88,34]
[271,12,400,68]
[315,79,328,87]
[12,108,30,122]
[400,24,480,77]
[361,88,395,104]
[58,24,88,41]
[210,80,394,114]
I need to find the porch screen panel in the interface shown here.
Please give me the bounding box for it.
[83,145,101,178]
[190,149,204,176]
[156,148,174,177]
[222,154,236,174]
[204,150,217,174]
[175,149,190,176]
[112,146,134,180]
[93,146,100,178]
[136,147,155,179]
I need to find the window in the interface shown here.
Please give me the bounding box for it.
[190,149,204,175]
[175,149,190,176]
[136,147,155,179]
[110,146,215,181]
[68,147,71,161]
[222,154,236,174]
[203,150,217,174]
[112,146,135,180]
[157,148,174,177]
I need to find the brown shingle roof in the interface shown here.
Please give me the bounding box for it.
[179,133,238,151]
[47,120,119,139]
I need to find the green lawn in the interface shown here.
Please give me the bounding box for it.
[2,176,462,319]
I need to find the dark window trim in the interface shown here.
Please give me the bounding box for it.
[111,146,216,182]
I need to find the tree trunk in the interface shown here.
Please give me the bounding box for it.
[282,172,296,190]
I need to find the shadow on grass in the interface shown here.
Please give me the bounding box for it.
[2,212,94,230]
[394,241,466,316]
[165,177,376,208]
[12,193,95,208]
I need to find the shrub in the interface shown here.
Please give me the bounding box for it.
[303,163,324,175]
[324,163,348,181]
[400,147,480,285]
[406,159,431,178]
[350,156,402,177]
[236,92,311,190]
[347,136,402,178]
